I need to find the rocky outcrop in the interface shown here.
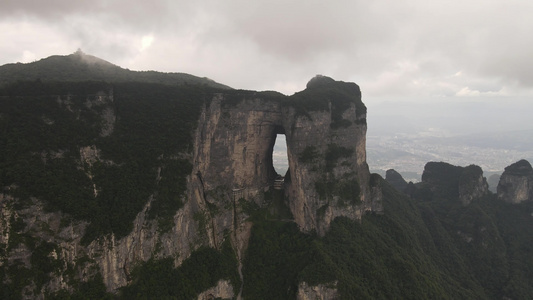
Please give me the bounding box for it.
[458,165,489,206]
[0,184,210,296]
[190,76,382,238]
[0,196,90,298]
[83,90,116,137]
[385,169,408,192]
[196,280,235,300]
[497,159,533,204]
[418,162,488,205]
[297,281,339,300]
[283,77,381,235]
[0,193,14,267]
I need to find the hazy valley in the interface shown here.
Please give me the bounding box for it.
[275,99,533,185]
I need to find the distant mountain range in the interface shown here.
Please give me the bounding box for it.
[0,49,230,89]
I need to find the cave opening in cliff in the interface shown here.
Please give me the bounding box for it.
[272,133,288,177]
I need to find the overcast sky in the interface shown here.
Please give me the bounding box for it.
[2,0,533,99]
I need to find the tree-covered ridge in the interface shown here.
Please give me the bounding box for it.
[0,50,230,89]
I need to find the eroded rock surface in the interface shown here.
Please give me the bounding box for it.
[297,281,339,300]
[191,76,382,237]
[196,280,235,300]
[497,159,533,204]
[385,169,408,192]
[0,76,382,297]
[418,162,488,205]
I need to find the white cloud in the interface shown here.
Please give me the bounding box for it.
[140,35,154,52]
[456,87,481,97]
[21,50,37,63]
[0,20,74,63]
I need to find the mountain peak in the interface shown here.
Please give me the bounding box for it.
[497,159,533,203]
[504,159,533,176]
[306,75,335,89]
[69,49,115,67]
[0,51,230,89]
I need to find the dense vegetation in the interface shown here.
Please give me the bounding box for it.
[239,178,533,299]
[0,232,114,300]
[120,240,240,299]
[41,241,240,299]
[8,160,527,299]
[0,81,206,242]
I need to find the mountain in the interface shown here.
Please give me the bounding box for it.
[497,159,533,204]
[1,55,533,299]
[0,50,230,89]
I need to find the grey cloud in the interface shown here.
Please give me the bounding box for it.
[1,0,102,20]
[1,0,533,96]
[1,0,182,30]
[208,1,408,62]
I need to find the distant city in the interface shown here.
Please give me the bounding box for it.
[366,132,533,183]
[273,97,533,187]
[366,98,533,183]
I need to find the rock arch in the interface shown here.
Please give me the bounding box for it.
[189,78,382,243]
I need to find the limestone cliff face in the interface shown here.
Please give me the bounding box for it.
[196,280,235,300]
[458,165,489,206]
[497,159,533,204]
[1,196,90,298]
[282,82,380,235]
[0,87,211,296]
[0,165,208,296]
[86,195,204,291]
[419,162,488,205]
[1,76,381,297]
[297,281,339,300]
[189,92,285,269]
[190,76,382,238]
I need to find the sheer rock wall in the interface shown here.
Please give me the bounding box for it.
[497,159,533,204]
[0,77,382,297]
[191,78,382,239]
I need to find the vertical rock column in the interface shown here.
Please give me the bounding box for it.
[190,93,284,246]
[282,76,380,235]
[497,159,533,204]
